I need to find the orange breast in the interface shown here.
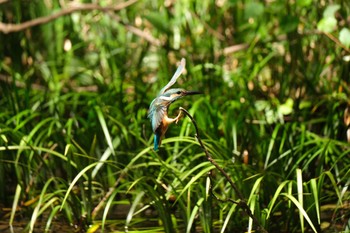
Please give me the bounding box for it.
[161,116,170,136]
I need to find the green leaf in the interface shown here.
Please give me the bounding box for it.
[187,198,204,233]
[266,180,291,219]
[310,179,321,224]
[10,184,21,227]
[323,4,340,18]
[296,0,312,7]
[144,12,171,35]
[317,4,340,33]
[339,28,350,48]
[279,98,294,115]
[281,16,299,33]
[296,169,304,233]
[244,2,264,19]
[221,203,238,233]
[317,17,337,33]
[95,106,115,155]
[281,193,318,233]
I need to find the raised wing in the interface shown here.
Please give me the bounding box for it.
[159,58,186,94]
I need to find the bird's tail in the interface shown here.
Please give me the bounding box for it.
[154,133,161,151]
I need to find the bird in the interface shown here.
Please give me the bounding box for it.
[148,58,201,151]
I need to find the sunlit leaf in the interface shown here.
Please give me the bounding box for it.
[339,28,350,48]
[244,2,264,19]
[317,17,337,33]
[281,193,318,233]
[323,4,340,18]
[187,198,204,233]
[296,0,312,7]
[296,169,304,233]
[278,98,294,115]
[9,184,21,227]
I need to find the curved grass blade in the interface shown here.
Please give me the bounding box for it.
[92,137,120,178]
[9,184,21,228]
[0,145,78,168]
[29,177,57,232]
[247,176,264,233]
[95,106,115,155]
[125,191,145,229]
[220,202,238,233]
[296,169,304,232]
[101,186,120,232]
[264,125,281,169]
[280,193,317,233]
[247,176,264,204]
[310,178,320,224]
[266,180,291,219]
[30,197,60,232]
[323,171,342,204]
[175,164,215,204]
[60,162,100,211]
[144,182,174,232]
[186,197,204,233]
[248,194,257,233]
[172,161,212,188]
[45,205,61,232]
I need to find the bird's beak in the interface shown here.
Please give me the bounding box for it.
[184,90,202,96]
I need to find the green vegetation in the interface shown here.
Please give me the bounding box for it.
[1,0,349,232]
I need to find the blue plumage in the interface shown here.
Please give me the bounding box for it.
[154,132,160,151]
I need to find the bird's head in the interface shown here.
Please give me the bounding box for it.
[161,88,201,103]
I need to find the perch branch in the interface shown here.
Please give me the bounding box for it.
[179,107,268,233]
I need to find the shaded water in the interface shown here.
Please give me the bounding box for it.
[2,219,186,233]
[1,203,346,232]
[0,204,185,233]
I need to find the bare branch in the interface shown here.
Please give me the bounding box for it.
[107,13,162,47]
[0,0,138,34]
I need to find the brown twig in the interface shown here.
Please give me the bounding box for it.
[91,171,126,218]
[0,0,138,34]
[323,31,350,54]
[179,107,268,233]
[107,13,162,47]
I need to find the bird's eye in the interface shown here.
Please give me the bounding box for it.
[176,91,182,94]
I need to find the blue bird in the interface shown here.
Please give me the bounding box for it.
[148,58,201,150]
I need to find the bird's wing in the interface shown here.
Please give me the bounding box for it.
[159,58,186,94]
[148,98,168,132]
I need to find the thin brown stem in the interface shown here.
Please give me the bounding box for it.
[179,107,268,233]
[91,171,126,219]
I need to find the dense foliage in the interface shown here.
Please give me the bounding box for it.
[0,0,349,232]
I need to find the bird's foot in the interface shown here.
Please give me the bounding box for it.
[175,111,182,124]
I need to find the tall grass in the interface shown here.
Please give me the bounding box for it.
[0,0,349,232]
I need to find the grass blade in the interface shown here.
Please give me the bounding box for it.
[296,168,304,232]
[266,180,290,219]
[220,203,237,233]
[281,193,317,233]
[9,184,21,227]
[310,178,320,224]
[186,197,204,233]
[95,106,115,155]
[61,162,99,210]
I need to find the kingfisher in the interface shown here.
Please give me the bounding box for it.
[148,58,201,151]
